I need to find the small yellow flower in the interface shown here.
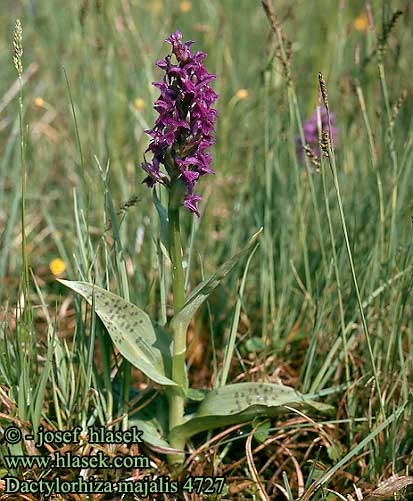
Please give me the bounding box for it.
[134,98,145,111]
[50,258,66,276]
[354,14,368,31]
[236,89,249,100]
[34,97,45,108]
[180,1,192,13]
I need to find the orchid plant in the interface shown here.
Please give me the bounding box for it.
[59,31,331,467]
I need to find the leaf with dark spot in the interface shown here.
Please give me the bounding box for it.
[169,382,333,443]
[58,280,177,388]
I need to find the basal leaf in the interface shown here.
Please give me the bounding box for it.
[172,228,263,334]
[195,382,333,417]
[129,394,183,455]
[129,418,178,454]
[169,382,333,442]
[58,280,177,388]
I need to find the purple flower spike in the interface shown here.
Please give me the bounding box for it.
[296,107,338,163]
[141,30,218,217]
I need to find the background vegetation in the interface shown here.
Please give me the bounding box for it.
[0,0,412,499]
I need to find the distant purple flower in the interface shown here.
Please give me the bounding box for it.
[141,30,218,217]
[296,107,338,162]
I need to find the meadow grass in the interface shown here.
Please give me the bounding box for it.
[0,1,412,499]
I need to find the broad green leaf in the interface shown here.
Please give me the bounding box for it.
[195,382,332,417]
[58,280,177,388]
[172,228,263,334]
[129,418,176,454]
[129,394,183,456]
[170,382,333,443]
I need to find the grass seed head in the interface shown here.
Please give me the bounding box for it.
[378,9,403,53]
[318,72,329,111]
[261,0,278,33]
[391,90,407,125]
[304,145,321,170]
[13,19,23,76]
[79,0,90,26]
[320,130,331,158]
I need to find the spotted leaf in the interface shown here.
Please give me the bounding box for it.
[169,382,333,443]
[58,280,177,388]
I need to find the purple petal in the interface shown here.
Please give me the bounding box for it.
[184,193,202,217]
[166,30,183,45]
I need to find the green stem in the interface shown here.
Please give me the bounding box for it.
[167,182,187,464]
[319,126,351,442]
[169,211,185,313]
[18,80,31,329]
[354,80,385,264]
[377,61,398,262]
[325,110,386,422]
